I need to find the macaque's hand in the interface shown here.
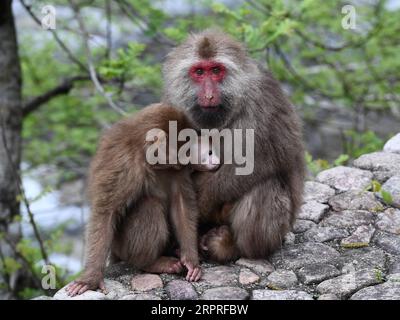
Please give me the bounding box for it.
[180,255,202,282]
[65,272,106,297]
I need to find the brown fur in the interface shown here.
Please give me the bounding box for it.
[163,30,305,263]
[66,103,202,295]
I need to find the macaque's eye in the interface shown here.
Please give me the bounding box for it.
[208,150,212,155]
[212,67,220,74]
[195,68,204,75]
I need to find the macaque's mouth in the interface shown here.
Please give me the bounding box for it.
[199,104,221,111]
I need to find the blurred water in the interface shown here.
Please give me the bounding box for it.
[20,167,88,273]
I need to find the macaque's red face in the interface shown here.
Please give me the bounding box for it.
[189,61,226,109]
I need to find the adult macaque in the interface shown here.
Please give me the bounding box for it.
[66,104,218,296]
[162,30,305,262]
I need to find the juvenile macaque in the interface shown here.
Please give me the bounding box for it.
[162,30,305,262]
[66,103,218,296]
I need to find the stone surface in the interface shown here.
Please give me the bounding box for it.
[165,280,198,300]
[337,247,386,271]
[316,166,373,192]
[293,219,317,233]
[239,268,260,285]
[375,208,400,234]
[350,281,400,300]
[304,226,349,242]
[383,133,400,154]
[104,279,130,299]
[373,231,400,255]
[48,134,400,301]
[131,274,163,291]
[200,266,237,286]
[328,191,383,212]
[201,287,249,300]
[297,264,341,285]
[340,225,375,248]
[284,231,296,245]
[316,269,382,299]
[32,296,53,300]
[303,181,335,203]
[121,293,161,300]
[318,294,339,300]
[321,210,375,228]
[54,286,108,300]
[235,258,274,275]
[379,176,400,208]
[298,201,329,222]
[266,269,298,289]
[252,290,313,300]
[354,152,400,182]
[271,242,340,270]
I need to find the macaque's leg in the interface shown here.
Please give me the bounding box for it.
[112,196,181,273]
[170,172,202,282]
[144,256,183,274]
[200,225,239,263]
[66,211,115,296]
[230,180,292,258]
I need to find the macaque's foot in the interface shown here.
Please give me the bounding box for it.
[200,225,238,263]
[143,256,183,274]
[180,257,202,282]
[66,276,106,297]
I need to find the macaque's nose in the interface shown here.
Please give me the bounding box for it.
[205,94,214,101]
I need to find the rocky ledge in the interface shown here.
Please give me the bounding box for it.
[36,133,400,300]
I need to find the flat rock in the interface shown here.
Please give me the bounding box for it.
[297,264,341,285]
[317,294,339,300]
[321,210,375,228]
[104,279,130,299]
[284,231,296,245]
[298,201,329,222]
[375,208,400,234]
[383,133,400,154]
[120,293,161,300]
[316,269,382,299]
[373,231,400,255]
[354,152,400,181]
[340,225,375,248]
[378,176,400,208]
[165,280,198,300]
[252,290,313,300]
[32,296,53,300]
[200,266,237,286]
[235,258,274,275]
[271,242,340,270]
[316,166,373,192]
[350,281,400,300]
[54,285,107,300]
[201,287,249,300]
[303,181,335,203]
[293,219,317,233]
[328,191,383,212]
[304,226,349,242]
[131,274,163,291]
[266,269,298,289]
[337,247,386,271]
[239,268,260,285]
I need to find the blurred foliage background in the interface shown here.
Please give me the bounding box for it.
[0,0,399,299]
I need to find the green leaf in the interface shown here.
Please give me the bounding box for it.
[381,190,393,205]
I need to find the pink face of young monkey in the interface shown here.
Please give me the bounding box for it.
[191,137,220,172]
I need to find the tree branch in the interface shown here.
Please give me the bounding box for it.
[22,76,89,117]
